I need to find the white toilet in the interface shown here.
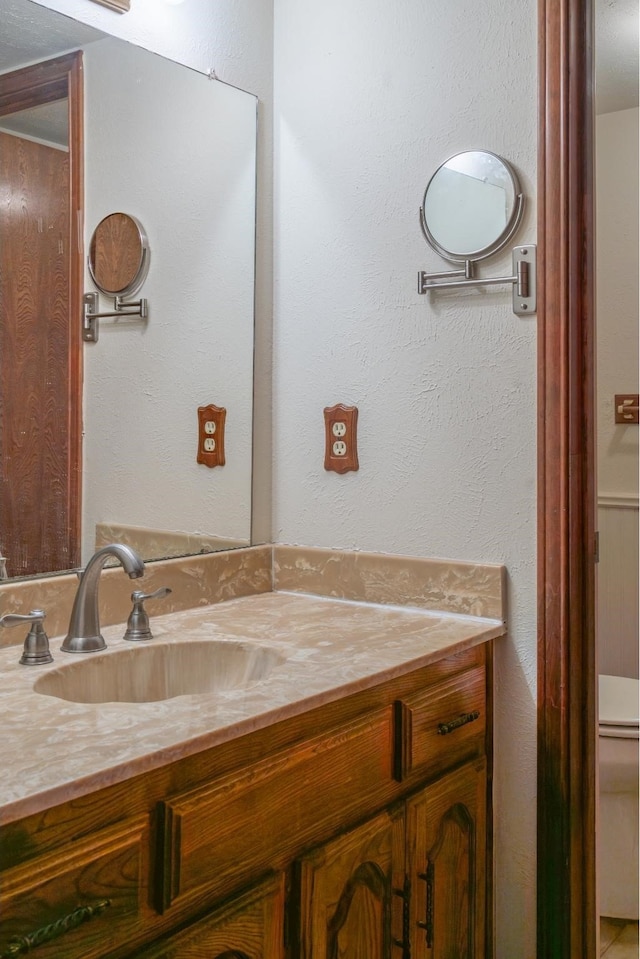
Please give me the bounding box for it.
[598,674,639,920]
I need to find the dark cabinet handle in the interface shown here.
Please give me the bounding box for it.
[392,876,412,958]
[437,709,480,736]
[417,860,434,948]
[0,900,111,957]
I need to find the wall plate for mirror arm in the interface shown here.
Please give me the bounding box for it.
[418,245,537,316]
[83,292,149,343]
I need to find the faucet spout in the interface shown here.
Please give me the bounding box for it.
[61,544,145,653]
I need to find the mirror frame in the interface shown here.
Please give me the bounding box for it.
[420,149,525,263]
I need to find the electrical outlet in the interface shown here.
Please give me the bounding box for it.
[324,404,358,473]
[197,404,226,467]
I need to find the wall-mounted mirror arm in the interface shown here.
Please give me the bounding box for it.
[83,292,148,343]
[418,245,536,316]
[417,151,536,315]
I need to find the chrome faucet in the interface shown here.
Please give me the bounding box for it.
[61,544,145,653]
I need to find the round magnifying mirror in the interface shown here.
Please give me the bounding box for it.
[420,151,524,263]
[88,212,149,297]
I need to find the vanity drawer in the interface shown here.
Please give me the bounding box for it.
[0,817,151,959]
[157,706,394,915]
[393,664,486,781]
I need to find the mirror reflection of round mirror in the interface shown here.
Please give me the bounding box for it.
[88,212,149,297]
[420,151,524,262]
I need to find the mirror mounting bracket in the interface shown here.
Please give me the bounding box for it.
[83,292,149,343]
[418,245,536,316]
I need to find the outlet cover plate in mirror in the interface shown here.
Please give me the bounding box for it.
[197,404,226,468]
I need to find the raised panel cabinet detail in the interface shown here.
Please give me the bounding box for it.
[157,708,393,913]
[406,759,487,959]
[295,805,406,958]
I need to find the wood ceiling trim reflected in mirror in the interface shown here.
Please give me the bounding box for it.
[88,0,130,12]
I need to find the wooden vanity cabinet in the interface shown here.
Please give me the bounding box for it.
[293,758,486,959]
[406,759,487,959]
[0,643,492,959]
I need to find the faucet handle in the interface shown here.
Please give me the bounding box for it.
[0,609,53,665]
[123,587,172,642]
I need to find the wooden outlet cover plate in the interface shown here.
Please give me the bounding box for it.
[324,404,358,474]
[197,404,226,468]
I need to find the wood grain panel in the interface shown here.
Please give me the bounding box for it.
[294,806,405,959]
[90,212,144,294]
[157,708,394,914]
[136,874,285,959]
[394,665,486,781]
[0,133,71,575]
[0,817,150,959]
[0,54,82,577]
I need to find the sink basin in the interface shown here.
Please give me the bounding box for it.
[33,640,285,704]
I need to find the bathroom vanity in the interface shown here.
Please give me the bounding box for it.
[0,546,505,958]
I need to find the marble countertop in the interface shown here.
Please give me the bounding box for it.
[1,590,504,825]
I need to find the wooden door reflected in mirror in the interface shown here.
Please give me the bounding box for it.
[0,53,83,578]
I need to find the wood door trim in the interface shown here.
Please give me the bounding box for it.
[0,53,79,116]
[537,1,596,956]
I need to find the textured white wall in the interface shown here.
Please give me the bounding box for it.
[272,1,538,955]
[596,107,639,498]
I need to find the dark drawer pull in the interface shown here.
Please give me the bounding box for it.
[0,900,111,957]
[437,710,480,736]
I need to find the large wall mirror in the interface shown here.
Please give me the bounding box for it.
[0,0,257,579]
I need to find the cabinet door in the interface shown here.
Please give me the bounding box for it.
[406,759,487,959]
[295,805,406,959]
[135,873,284,959]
